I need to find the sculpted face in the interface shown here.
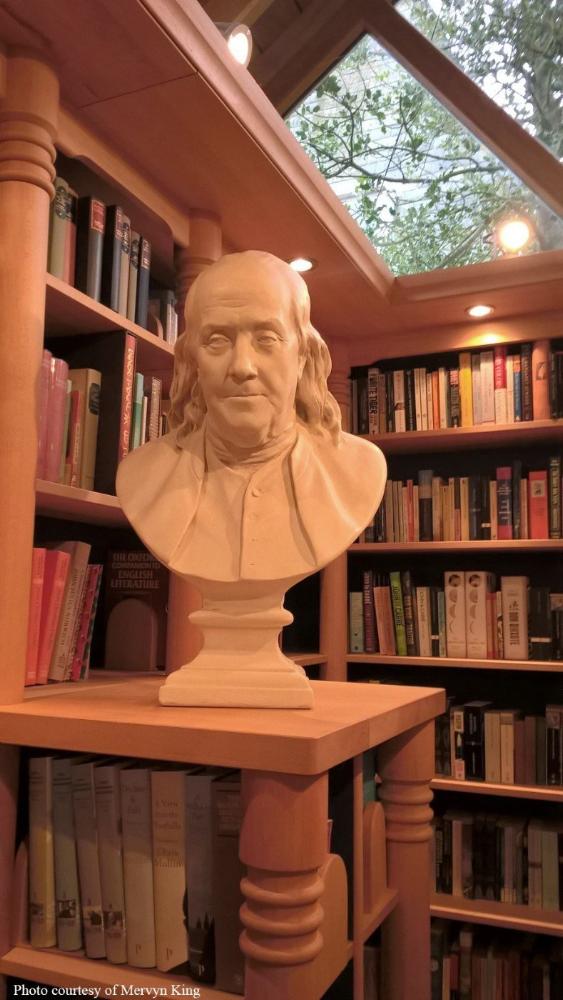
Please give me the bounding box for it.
[191,256,305,449]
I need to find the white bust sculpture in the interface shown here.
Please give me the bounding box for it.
[117,251,386,707]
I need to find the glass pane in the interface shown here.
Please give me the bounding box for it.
[286,32,563,275]
[399,0,562,162]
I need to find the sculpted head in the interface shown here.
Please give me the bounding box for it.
[168,251,341,450]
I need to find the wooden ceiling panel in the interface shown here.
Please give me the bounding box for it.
[202,0,278,27]
[250,0,302,53]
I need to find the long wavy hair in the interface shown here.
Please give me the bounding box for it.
[168,251,342,443]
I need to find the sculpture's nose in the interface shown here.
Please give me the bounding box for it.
[228,332,258,381]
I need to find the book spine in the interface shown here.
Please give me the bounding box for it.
[48,177,69,279]
[94,764,128,964]
[101,206,124,313]
[120,767,156,968]
[362,570,376,654]
[71,762,106,958]
[52,757,82,952]
[416,586,432,657]
[468,475,481,541]
[367,366,380,437]
[532,339,551,420]
[348,592,364,653]
[528,470,549,538]
[438,367,448,428]
[546,706,562,785]
[520,343,533,420]
[136,236,151,329]
[496,467,513,540]
[417,469,433,541]
[44,357,70,483]
[70,565,102,681]
[471,354,481,424]
[401,570,417,656]
[36,551,71,684]
[512,459,522,540]
[151,769,188,972]
[185,772,218,983]
[63,186,77,286]
[500,576,529,660]
[459,352,473,427]
[480,351,495,423]
[389,570,407,655]
[513,353,522,420]
[211,776,245,994]
[117,215,131,316]
[465,572,489,659]
[75,197,105,301]
[36,349,53,480]
[493,345,507,424]
[28,755,56,948]
[119,335,137,463]
[549,455,562,538]
[444,572,466,658]
[505,354,514,423]
[25,548,46,686]
[448,368,460,427]
[49,542,91,682]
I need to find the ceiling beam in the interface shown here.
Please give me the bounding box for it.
[252,0,365,115]
[202,0,276,28]
[363,0,563,218]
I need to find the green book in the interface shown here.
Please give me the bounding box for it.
[130,371,145,451]
[389,570,407,656]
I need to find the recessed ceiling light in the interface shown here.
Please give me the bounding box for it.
[216,23,253,67]
[495,216,533,254]
[289,257,315,273]
[466,304,494,318]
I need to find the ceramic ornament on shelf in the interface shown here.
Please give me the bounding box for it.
[117,251,387,707]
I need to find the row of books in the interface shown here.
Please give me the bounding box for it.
[431,922,563,1000]
[435,700,563,787]
[433,809,563,911]
[360,459,563,543]
[349,571,563,661]
[25,543,102,686]
[40,333,165,495]
[28,754,244,993]
[351,339,563,435]
[48,177,178,344]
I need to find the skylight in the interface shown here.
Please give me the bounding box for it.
[286,7,563,276]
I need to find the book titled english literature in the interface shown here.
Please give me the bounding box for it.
[104,549,168,671]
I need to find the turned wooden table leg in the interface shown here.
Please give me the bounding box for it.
[0,745,20,1000]
[377,721,434,1000]
[239,770,328,1000]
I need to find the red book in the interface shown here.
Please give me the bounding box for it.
[528,470,549,539]
[25,548,46,686]
[36,349,52,480]
[36,549,71,684]
[44,356,69,483]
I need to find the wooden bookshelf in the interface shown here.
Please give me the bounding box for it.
[431,777,563,802]
[347,654,563,673]
[430,895,563,937]
[45,273,174,385]
[367,420,563,454]
[351,540,563,553]
[35,479,126,526]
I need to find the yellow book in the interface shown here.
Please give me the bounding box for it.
[459,351,473,427]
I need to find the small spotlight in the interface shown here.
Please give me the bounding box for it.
[466,304,494,319]
[495,215,533,254]
[216,22,253,67]
[289,257,315,273]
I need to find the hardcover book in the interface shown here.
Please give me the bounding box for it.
[103,549,169,671]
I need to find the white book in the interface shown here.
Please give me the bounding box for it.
[392,370,405,433]
[500,576,529,660]
[48,540,91,681]
[151,767,191,973]
[348,592,364,653]
[484,710,501,783]
[29,755,56,948]
[71,759,106,958]
[480,350,495,423]
[52,757,82,952]
[94,761,128,964]
[494,385,508,426]
[465,571,494,659]
[438,367,448,428]
[415,587,432,656]
[506,355,515,423]
[185,768,226,982]
[444,571,467,658]
[471,354,482,424]
[120,764,156,969]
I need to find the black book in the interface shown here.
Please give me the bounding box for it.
[405,369,416,431]
[429,586,440,656]
[100,205,124,312]
[75,196,106,302]
[449,368,460,427]
[385,370,394,432]
[362,569,377,653]
[529,587,552,660]
[418,469,433,542]
[480,475,491,540]
[48,330,137,495]
[468,474,482,540]
[350,365,368,434]
[521,343,533,420]
[136,235,152,330]
[463,700,491,781]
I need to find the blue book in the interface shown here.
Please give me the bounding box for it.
[513,358,522,420]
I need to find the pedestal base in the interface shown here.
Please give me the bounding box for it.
[159,663,314,708]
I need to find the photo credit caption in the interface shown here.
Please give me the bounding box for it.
[11,987,202,998]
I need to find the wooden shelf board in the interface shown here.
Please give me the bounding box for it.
[36,479,126,526]
[291,653,327,667]
[367,420,563,454]
[347,654,563,673]
[362,887,399,941]
[0,679,445,776]
[351,540,563,553]
[431,778,563,802]
[430,895,563,936]
[0,944,236,998]
[45,274,174,383]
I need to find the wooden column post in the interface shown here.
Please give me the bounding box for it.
[0,746,19,962]
[377,721,434,1000]
[0,54,58,704]
[239,770,328,1000]
[320,336,350,680]
[166,212,222,673]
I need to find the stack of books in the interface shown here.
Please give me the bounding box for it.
[47,175,177,342]
[351,339,563,434]
[349,570,563,661]
[435,699,563,787]
[360,457,563,542]
[433,808,563,909]
[25,542,102,686]
[27,754,244,993]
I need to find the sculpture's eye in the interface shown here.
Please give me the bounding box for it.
[207,333,231,350]
[256,332,279,348]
